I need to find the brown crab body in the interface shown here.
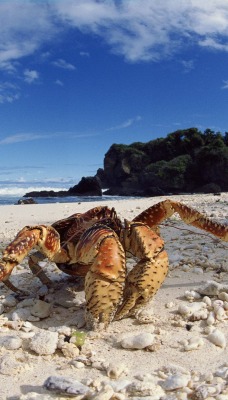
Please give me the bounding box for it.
[0,200,227,328]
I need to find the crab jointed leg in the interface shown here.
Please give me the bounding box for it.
[74,224,126,327]
[0,199,227,330]
[133,199,228,241]
[115,221,169,320]
[0,225,69,291]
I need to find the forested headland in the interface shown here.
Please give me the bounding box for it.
[97,128,228,196]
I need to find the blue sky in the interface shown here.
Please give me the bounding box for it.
[1,0,228,194]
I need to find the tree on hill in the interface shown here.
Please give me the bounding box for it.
[96,127,227,195]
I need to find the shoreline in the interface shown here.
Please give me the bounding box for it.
[1,192,227,234]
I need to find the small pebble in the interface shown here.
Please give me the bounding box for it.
[215,366,228,379]
[44,375,91,397]
[29,330,58,355]
[218,292,228,302]
[202,296,212,307]
[182,264,190,272]
[30,300,52,319]
[178,302,207,320]
[60,342,80,358]
[127,380,165,397]
[160,373,190,391]
[182,337,204,351]
[165,302,175,308]
[17,299,35,308]
[206,312,215,326]
[0,335,22,350]
[106,362,126,379]
[11,308,31,321]
[120,332,155,350]
[21,321,34,332]
[184,290,201,301]
[198,281,222,296]
[192,267,204,274]
[3,295,17,307]
[208,329,226,348]
[71,361,85,369]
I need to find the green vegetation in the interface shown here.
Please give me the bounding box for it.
[98,128,228,195]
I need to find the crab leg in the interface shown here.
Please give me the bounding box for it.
[28,252,52,285]
[133,199,228,241]
[0,225,69,291]
[115,221,169,320]
[74,224,126,328]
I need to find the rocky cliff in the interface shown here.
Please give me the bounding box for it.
[96,128,228,195]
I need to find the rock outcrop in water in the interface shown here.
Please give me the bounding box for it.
[24,176,102,198]
[16,198,37,205]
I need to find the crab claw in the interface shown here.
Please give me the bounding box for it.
[0,260,24,293]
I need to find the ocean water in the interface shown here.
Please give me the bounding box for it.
[0,184,133,205]
[0,194,130,206]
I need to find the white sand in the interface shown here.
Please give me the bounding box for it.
[0,193,227,399]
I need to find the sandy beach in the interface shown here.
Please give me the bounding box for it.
[0,193,227,399]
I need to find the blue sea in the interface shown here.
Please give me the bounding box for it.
[0,183,133,205]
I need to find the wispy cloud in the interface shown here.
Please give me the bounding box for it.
[181,60,195,73]
[55,79,64,86]
[221,80,228,89]
[24,69,39,83]
[53,0,228,62]
[0,92,20,103]
[0,1,56,71]
[106,116,142,131]
[0,132,55,145]
[199,38,228,52]
[52,58,76,70]
[80,51,90,57]
[1,1,228,69]
[0,131,99,145]
[0,81,20,103]
[1,1,228,70]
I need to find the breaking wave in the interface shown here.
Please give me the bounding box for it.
[0,186,67,197]
[0,183,68,205]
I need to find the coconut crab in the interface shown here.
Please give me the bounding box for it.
[0,200,227,328]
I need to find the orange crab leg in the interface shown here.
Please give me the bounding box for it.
[115,222,169,320]
[0,225,69,291]
[73,224,126,328]
[134,199,228,241]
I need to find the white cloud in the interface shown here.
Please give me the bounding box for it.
[52,58,76,70]
[221,80,228,89]
[199,38,228,51]
[0,81,20,103]
[55,79,64,86]
[52,0,228,62]
[107,116,142,131]
[181,60,195,73]
[0,133,47,145]
[0,131,96,144]
[80,51,90,57]
[1,0,228,69]
[0,1,56,70]
[24,69,39,83]
[0,92,20,103]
